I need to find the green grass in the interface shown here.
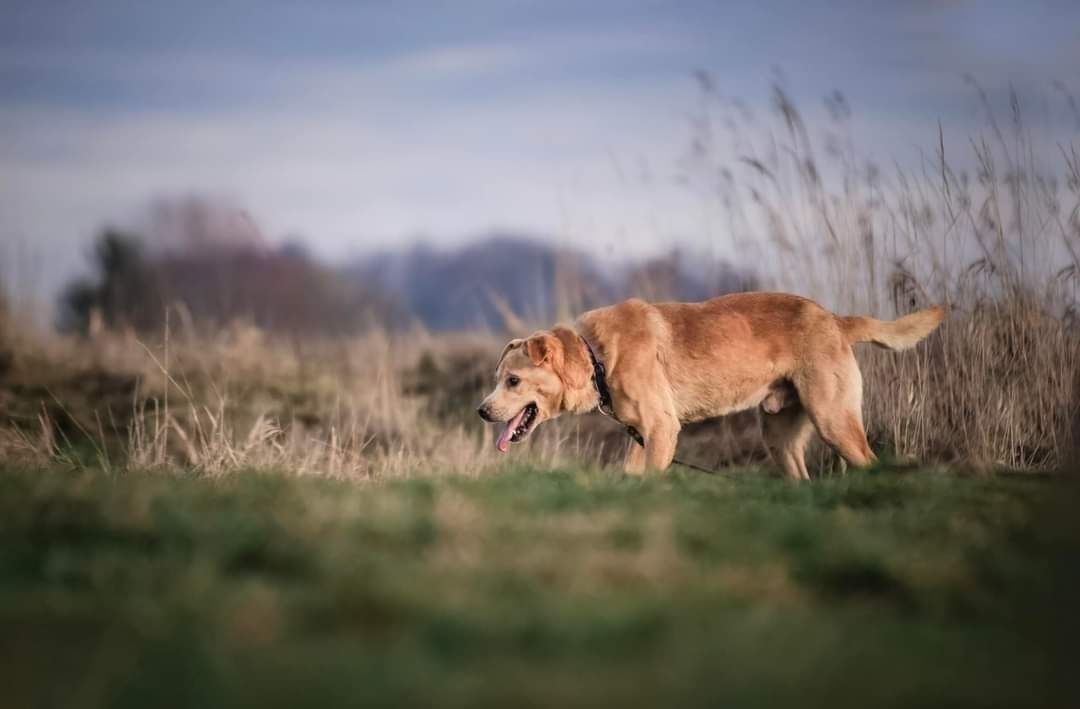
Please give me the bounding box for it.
[1,464,1077,709]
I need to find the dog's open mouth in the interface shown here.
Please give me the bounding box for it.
[496,402,538,453]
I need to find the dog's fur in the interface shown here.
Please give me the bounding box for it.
[478,292,945,478]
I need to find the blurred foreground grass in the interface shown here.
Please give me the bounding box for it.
[1,464,1077,708]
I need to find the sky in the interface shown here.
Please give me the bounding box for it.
[2,0,1079,309]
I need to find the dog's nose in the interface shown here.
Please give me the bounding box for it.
[477,405,494,422]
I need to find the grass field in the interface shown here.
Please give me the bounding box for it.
[1,463,1076,709]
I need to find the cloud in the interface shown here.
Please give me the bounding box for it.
[0,38,705,307]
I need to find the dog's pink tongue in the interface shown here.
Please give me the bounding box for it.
[496,408,527,453]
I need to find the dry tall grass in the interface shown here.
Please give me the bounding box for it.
[674,80,1080,470]
[1,83,1077,475]
[0,313,621,477]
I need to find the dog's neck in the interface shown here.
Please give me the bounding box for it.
[562,365,602,416]
[578,332,646,448]
[565,332,609,415]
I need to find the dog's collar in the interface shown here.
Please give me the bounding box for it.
[580,335,614,416]
[579,335,645,448]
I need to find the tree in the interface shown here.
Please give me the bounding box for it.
[57,224,405,336]
[58,230,162,334]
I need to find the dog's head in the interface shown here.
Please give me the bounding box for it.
[477,327,590,452]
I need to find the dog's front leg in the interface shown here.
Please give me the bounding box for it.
[622,413,679,473]
[619,401,679,473]
[624,438,647,475]
[644,417,679,471]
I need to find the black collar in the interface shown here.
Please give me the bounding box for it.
[580,335,614,416]
[580,335,645,448]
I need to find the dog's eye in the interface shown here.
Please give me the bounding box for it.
[506,375,520,388]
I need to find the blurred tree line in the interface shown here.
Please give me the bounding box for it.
[350,237,758,331]
[58,197,757,336]
[58,201,404,336]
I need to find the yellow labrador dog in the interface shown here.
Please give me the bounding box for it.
[477,292,944,479]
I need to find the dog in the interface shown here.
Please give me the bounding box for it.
[477,292,944,479]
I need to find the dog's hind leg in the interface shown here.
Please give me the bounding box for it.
[814,410,875,470]
[761,404,814,480]
[796,350,876,470]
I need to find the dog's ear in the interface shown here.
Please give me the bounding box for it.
[496,338,524,368]
[525,331,563,369]
[551,326,590,389]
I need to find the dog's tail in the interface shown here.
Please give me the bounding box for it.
[837,306,945,351]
